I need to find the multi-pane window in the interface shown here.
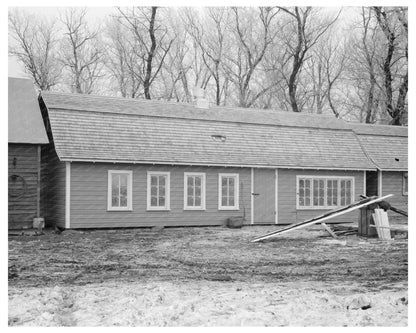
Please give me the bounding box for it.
[108,170,132,211]
[147,172,170,210]
[297,176,354,209]
[218,173,239,210]
[403,172,408,195]
[184,173,206,210]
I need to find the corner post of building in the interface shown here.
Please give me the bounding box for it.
[65,161,71,229]
[275,168,279,224]
[37,145,41,218]
[363,170,366,197]
[250,168,254,224]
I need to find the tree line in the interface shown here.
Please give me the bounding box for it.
[9,6,408,125]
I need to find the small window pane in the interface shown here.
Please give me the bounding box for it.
[229,183,235,196]
[159,176,165,186]
[120,186,127,197]
[159,196,165,207]
[120,196,127,207]
[222,196,228,206]
[151,196,158,206]
[229,196,235,206]
[195,196,201,207]
[195,186,201,197]
[159,186,165,197]
[222,178,227,187]
[195,177,201,187]
[120,174,128,187]
[187,196,193,206]
[151,176,158,186]
[151,185,157,196]
[187,176,194,187]
[112,196,119,207]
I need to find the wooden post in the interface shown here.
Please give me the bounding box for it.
[358,206,378,237]
[37,145,41,218]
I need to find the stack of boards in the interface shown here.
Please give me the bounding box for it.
[372,208,392,240]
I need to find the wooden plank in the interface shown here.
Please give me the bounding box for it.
[321,223,339,239]
[251,194,393,242]
[372,209,391,240]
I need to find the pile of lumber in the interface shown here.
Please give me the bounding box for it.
[320,223,358,238]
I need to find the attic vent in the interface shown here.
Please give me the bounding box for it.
[211,134,226,142]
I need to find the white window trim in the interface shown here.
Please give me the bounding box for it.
[107,170,133,211]
[403,172,408,195]
[296,175,355,210]
[218,173,239,210]
[147,171,171,211]
[184,172,206,210]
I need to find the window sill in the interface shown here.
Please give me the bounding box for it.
[218,207,240,211]
[296,206,340,210]
[146,208,171,211]
[184,207,206,211]
[107,208,133,212]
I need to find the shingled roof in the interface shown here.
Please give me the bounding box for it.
[40,92,378,170]
[346,123,408,171]
[8,77,49,144]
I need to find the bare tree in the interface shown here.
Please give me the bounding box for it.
[8,9,62,90]
[185,7,231,105]
[60,8,105,94]
[223,7,279,108]
[104,17,142,97]
[372,6,408,125]
[278,7,341,112]
[116,7,174,100]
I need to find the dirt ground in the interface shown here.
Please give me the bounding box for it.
[8,222,408,326]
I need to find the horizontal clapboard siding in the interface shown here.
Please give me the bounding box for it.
[69,163,251,228]
[8,144,39,229]
[278,169,364,224]
[382,171,408,214]
[40,143,66,228]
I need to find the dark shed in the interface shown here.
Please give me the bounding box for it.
[8,77,49,229]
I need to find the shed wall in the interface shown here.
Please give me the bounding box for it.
[69,163,251,228]
[8,144,40,229]
[382,171,408,215]
[277,169,365,224]
[40,144,66,228]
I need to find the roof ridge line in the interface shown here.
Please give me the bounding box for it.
[48,106,354,132]
[41,91,343,119]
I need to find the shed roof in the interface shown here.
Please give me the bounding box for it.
[8,77,49,144]
[346,122,408,171]
[40,91,376,170]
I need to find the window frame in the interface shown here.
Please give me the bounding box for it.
[296,175,355,210]
[403,172,408,195]
[184,172,206,210]
[147,171,171,211]
[107,170,133,211]
[218,173,239,210]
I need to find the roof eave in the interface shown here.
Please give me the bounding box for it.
[57,157,377,171]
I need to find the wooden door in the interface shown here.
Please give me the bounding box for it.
[253,169,276,224]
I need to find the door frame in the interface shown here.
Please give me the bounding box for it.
[250,168,278,224]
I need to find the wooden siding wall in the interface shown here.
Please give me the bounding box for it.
[40,144,66,228]
[277,169,365,224]
[8,144,39,229]
[69,163,251,228]
[382,171,408,214]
